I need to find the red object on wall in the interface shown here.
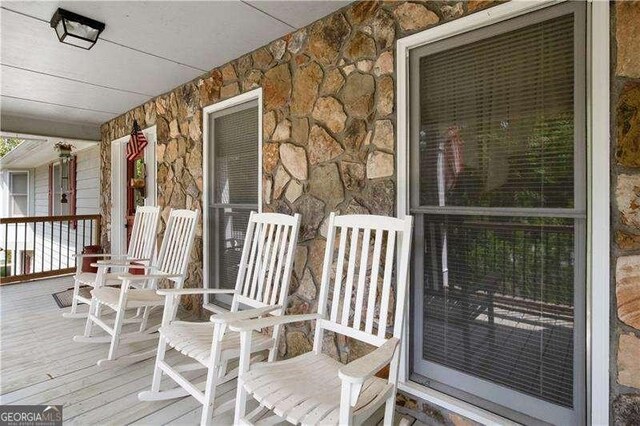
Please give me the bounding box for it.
[69,156,77,225]
[69,156,77,228]
[81,245,103,273]
[48,164,53,216]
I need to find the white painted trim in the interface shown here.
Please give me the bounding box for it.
[395,1,610,424]
[111,137,126,256]
[202,88,263,306]
[587,1,610,425]
[143,126,158,208]
[398,381,519,426]
[0,131,99,143]
[110,125,157,256]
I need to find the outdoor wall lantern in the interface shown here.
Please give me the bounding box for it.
[50,8,105,50]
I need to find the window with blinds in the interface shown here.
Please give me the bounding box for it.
[408,3,585,424]
[207,102,259,305]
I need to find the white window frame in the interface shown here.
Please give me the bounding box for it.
[202,88,263,314]
[110,125,157,256]
[8,170,30,217]
[395,1,610,424]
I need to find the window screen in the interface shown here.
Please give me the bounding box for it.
[9,172,28,217]
[208,103,259,302]
[409,4,585,424]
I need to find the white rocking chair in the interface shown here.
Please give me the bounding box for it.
[63,205,160,319]
[231,213,413,426]
[138,211,301,426]
[73,209,199,368]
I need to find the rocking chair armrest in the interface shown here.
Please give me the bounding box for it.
[156,288,236,296]
[95,258,151,265]
[209,305,281,324]
[75,253,125,259]
[229,313,321,332]
[338,337,400,385]
[118,273,182,282]
[91,262,151,269]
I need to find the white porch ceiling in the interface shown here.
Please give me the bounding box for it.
[0,1,351,138]
[0,135,97,169]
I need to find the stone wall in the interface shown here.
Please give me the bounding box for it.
[611,2,640,424]
[99,0,498,340]
[98,0,640,423]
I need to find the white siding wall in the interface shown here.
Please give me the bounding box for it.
[2,145,101,276]
[34,163,49,216]
[75,145,100,214]
[0,170,10,217]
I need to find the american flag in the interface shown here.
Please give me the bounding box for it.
[125,120,148,161]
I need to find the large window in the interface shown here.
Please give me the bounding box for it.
[8,171,29,217]
[206,100,259,307]
[408,3,586,424]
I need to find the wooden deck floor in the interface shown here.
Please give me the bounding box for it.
[0,276,242,425]
[0,277,398,425]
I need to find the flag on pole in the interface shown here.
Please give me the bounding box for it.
[125,120,148,161]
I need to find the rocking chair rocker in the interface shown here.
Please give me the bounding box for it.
[231,213,413,426]
[138,211,301,426]
[73,209,199,369]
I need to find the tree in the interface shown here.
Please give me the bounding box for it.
[0,137,24,158]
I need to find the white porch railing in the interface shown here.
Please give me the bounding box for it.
[0,214,101,284]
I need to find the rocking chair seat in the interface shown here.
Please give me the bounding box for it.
[160,322,274,367]
[242,352,388,425]
[91,287,164,309]
[77,272,122,286]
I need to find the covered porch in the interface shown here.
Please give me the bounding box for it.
[0,276,237,425]
[0,276,410,425]
[1,0,638,425]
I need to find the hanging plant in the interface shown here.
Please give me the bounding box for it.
[54,142,75,161]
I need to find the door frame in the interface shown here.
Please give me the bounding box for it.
[202,88,263,314]
[110,125,157,255]
[395,0,610,424]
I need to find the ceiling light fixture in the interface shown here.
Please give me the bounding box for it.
[50,8,105,50]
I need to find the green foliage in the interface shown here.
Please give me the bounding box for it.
[0,137,24,158]
[447,113,575,209]
[430,114,578,306]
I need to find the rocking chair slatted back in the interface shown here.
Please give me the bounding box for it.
[126,206,161,262]
[233,212,301,311]
[156,209,199,281]
[314,213,413,351]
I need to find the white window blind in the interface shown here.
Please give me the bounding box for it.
[409,4,585,424]
[213,106,259,206]
[208,103,259,298]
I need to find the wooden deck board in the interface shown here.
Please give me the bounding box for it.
[0,277,241,425]
[1,277,391,425]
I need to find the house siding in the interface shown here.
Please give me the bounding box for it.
[33,163,48,216]
[18,146,101,274]
[97,1,640,424]
[74,145,100,214]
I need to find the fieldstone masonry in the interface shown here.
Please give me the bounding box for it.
[99,0,639,423]
[612,2,640,424]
